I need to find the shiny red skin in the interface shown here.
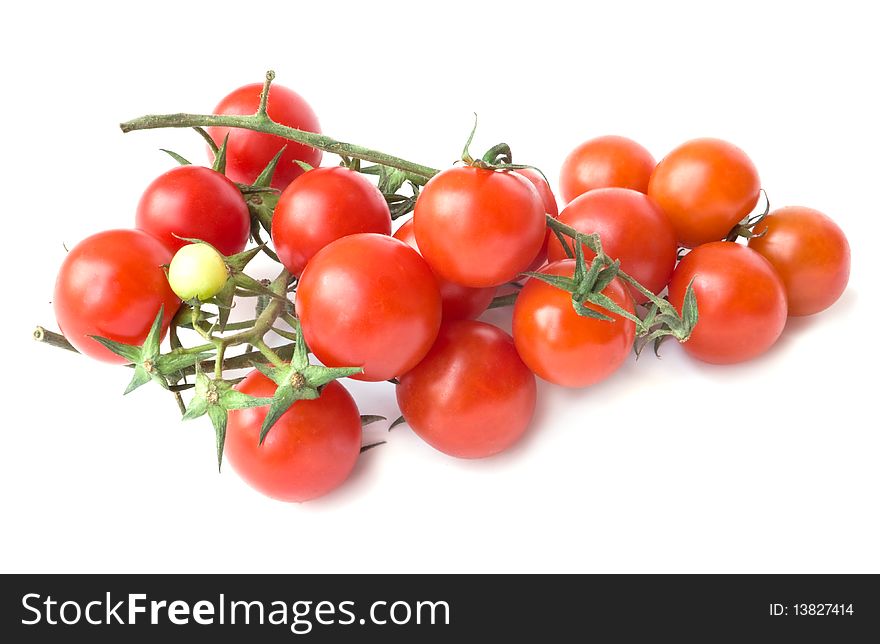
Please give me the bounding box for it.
[546,188,677,303]
[668,242,787,364]
[226,374,361,503]
[272,167,392,276]
[516,167,560,271]
[397,321,537,459]
[648,138,761,248]
[512,260,636,387]
[53,229,180,363]
[295,233,442,382]
[209,82,322,190]
[413,166,546,287]
[748,206,850,316]
[393,219,495,321]
[559,135,656,202]
[135,165,250,256]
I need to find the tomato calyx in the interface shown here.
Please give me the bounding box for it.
[524,245,639,325]
[249,322,362,444]
[90,306,215,395]
[532,218,699,352]
[725,189,771,242]
[182,367,275,470]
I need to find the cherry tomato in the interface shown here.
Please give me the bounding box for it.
[668,242,787,364]
[515,167,560,271]
[512,260,636,387]
[167,243,229,301]
[272,167,392,276]
[559,135,656,202]
[53,229,180,363]
[296,233,442,381]
[414,166,546,287]
[226,373,361,502]
[209,82,322,191]
[546,188,677,303]
[648,138,760,248]
[393,219,495,321]
[397,320,537,459]
[748,207,850,316]
[135,165,250,256]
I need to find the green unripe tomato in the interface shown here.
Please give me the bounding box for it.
[167,243,229,301]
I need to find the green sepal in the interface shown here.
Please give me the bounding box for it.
[592,260,621,294]
[521,272,576,292]
[226,246,264,273]
[182,395,208,421]
[481,143,512,165]
[294,160,315,173]
[233,272,282,299]
[571,299,614,322]
[360,415,386,427]
[124,365,155,395]
[141,305,166,358]
[253,147,286,187]
[587,292,642,326]
[220,387,273,411]
[389,415,407,431]
[211,133,229,174]
[378,165,407,194]
[461,113,479,164]
[160,149,192,166]
[249,361,277,381]
[300,364,363,387]
[207,404,228,471]
[157,350,214,374]
[552,228,574,259]
[193,126,219,155]
[259,384,300,444]
[360,441,386,453]
[89,335,141,363]
[680,278,699,337]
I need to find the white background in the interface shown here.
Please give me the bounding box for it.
[2,1,877,573]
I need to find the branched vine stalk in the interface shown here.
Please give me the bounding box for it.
[120,71,440,184]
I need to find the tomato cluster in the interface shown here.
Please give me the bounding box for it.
[46,76,851,503]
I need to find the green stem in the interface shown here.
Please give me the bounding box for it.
[120,72,440,181]
[214,343,226,379]
[253,339,285,368]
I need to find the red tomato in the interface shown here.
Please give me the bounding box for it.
[559,135,656,202]
[397,320,537,459]
[546,188,677,303]
[296,233,442,381]
[413,166,546,287]
[515,167,560,271]
[393,219,495,321]
[668,242,787,364]
[226,373,361,502]
[648,138,760,248]
[512,260,636,387]
[209,82,322,190]
[135,165,250,256]
[272,167,392,276]
[53,229,180,363]
[748,207,850,316]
